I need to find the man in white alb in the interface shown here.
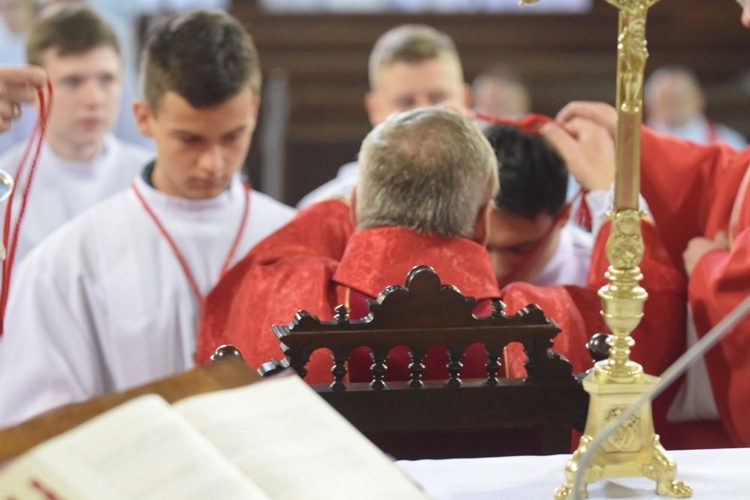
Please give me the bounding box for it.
[644,65,747,150]
[0,6,153,262]
[0,9,295,428]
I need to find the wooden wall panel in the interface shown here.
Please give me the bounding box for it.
[231,1,750,205]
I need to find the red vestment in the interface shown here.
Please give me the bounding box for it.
[195,200,685,442]
[640,128,750,447]
[195,200,501,383]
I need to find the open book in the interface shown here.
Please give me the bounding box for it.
[0,374,427,499]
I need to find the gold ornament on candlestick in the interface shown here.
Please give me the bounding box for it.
[521,0,691,498]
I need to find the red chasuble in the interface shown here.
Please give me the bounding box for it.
[195,200,502,383]
[640,128,750,447]
[197,199,684,411]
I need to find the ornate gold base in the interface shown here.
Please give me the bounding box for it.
[555,369,692,499]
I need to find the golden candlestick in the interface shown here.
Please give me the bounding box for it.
[521,0,691,498]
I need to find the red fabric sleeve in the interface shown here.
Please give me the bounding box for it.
[689,228,750,446]
[248,199,354,265]
[195,200,354,369]
[640,127,750,268]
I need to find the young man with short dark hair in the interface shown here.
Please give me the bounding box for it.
[0,9,295,427]
[484,124,592,287]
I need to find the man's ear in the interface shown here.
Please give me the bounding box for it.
[133,100,154,137]
[472,201,491,246]
[364,92,384,126]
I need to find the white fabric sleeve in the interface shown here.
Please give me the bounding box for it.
[0,247,104,428]
[587,184,653,238]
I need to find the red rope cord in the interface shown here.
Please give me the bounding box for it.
[0,80,53,335]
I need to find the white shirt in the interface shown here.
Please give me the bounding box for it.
[530,222,593,287]
[0,135,153,262]
[0,174,295,427]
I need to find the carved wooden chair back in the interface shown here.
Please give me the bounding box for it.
[267,265,589,459]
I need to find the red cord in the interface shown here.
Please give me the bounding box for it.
[474,111,552,134]
[0,80,53,335]
[131,181,251,305]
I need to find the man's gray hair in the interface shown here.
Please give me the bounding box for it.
[356,107,499,238]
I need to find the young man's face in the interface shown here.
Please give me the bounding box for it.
[134,87,259,200]
[364,57,469,125]
[486,205,561,286]
[42,45,122,158]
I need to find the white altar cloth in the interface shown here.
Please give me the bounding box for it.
[399,447,750,499]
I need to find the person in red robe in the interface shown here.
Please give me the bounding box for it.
[195,106,687,444]
[196,107,503,383]
[548,4,750,445]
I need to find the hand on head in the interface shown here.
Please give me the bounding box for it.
[541,114,616,192]
[0,66,47,133]
[556,101,618,138]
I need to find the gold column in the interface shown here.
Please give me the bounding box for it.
[520,0,691,498]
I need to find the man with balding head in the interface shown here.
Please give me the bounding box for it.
[197,107,502,382]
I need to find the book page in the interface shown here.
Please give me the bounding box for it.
[0,395,270,500]
[175,375,427,500]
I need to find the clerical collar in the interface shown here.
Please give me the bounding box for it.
[141,161,156,187]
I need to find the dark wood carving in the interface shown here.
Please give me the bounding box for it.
[270,265,589,459]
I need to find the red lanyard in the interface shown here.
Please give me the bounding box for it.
[131,181,251,303]
[0,80,54,336]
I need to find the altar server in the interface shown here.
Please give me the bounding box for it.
[0,6,153,261]
[0,9,295,428]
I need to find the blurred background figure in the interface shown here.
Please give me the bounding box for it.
[472,65,531,126]
[645,65,747,150]
[0,0,33,64]
[0,0,153,153]
[296,23,469,208]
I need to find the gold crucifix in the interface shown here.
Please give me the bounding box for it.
[520,0,692,498]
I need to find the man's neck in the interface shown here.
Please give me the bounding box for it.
[45,135,105,163]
